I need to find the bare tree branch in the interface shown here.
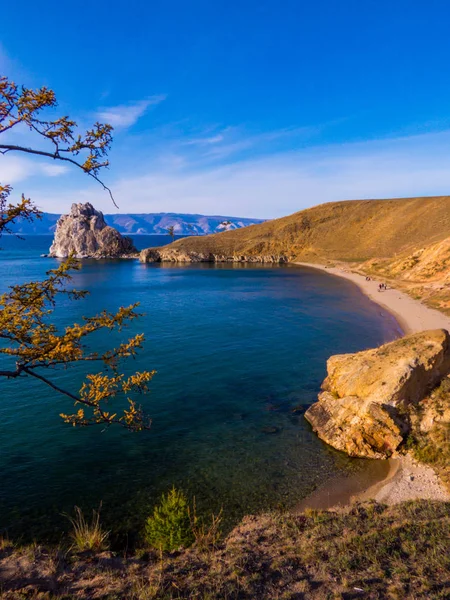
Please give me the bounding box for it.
[0,144,118,208]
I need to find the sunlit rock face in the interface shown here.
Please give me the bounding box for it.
[305,329,450,458]
[49,203,136,258]
[139,247,288,263]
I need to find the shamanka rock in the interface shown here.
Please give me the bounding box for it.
[49,203,136,258]
[305,329,450,458]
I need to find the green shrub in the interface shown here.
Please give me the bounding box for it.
[144,487,194,552]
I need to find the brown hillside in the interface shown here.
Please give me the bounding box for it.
[1,501,450,598]
[166,196,450,262]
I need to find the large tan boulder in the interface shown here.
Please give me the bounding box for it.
[305,329,450,458]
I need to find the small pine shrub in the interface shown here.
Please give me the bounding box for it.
[145,487,194,552]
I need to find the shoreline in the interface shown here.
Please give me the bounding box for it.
[294,261,450,508]
[297,455,449,511]
[294,261,450,335]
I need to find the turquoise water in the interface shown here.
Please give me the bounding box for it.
[0,236,401,544]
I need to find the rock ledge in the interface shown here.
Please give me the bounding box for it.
[305,329,450,458]
[140,247,288,263]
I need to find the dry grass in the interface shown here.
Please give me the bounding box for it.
[1,500,449,599]
[408,380,450,488]
[189,500,223,552]
[65,505,109,553]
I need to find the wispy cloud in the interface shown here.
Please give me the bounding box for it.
[179,124,330,163]
[184,134,225,145]
[31,129,450,218]
[96,95,167,129]
[97,94,166,128]
[40,164,69,177]
[0,154,69,185]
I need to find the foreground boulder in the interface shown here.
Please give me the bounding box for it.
[305,329,450,458]
[49,203,136,258]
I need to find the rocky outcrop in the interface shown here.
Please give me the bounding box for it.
[49,203,136,258]
[305,329,450,458]
[140,247,288,263]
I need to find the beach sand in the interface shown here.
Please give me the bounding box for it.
[297,456,449,511]
[360,455,449,504]
[295,262,450,335]
[294,261,450,508]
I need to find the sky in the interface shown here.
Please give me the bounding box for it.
[2,0,450,218]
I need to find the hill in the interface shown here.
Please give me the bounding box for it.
[10,212,264,235]
[1,500,449,598]
[143,196,450,314]
[159,196,450,261]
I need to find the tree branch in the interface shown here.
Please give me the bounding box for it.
[0,144,118,208]
[0,368,22,377]
[22,366,83,403]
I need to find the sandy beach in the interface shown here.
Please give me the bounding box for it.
[297,455,450,511]
[295,261,450,507]
[295,262,450,335]
[360,455,449,504]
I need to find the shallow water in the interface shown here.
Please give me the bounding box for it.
[0,235,401,542]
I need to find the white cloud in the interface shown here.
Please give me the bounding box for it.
[40,164,69,177]
[19,129,450,218]
[0,154,69,185]
[184,134,225,145]
[181,124,328,162]
[96,96,167,129]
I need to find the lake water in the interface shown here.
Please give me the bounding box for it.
[0,235,401,544]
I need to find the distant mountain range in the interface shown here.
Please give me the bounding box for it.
[10,212,265,235]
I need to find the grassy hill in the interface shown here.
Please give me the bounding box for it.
[1,500,449,598]
[166,196,450,262]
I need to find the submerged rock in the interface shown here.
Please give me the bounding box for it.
[49,203,137,258]
[261,426,280,434]
[140,247,288,263]
[305,329,450,458]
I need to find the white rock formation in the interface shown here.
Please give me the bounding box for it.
[49,203,136,258]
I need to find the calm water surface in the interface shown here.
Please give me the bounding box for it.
[0,235,401,542]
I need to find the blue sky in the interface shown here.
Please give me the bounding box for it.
[2,0,450,218]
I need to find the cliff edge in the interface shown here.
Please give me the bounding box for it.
[305,329,450,458]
